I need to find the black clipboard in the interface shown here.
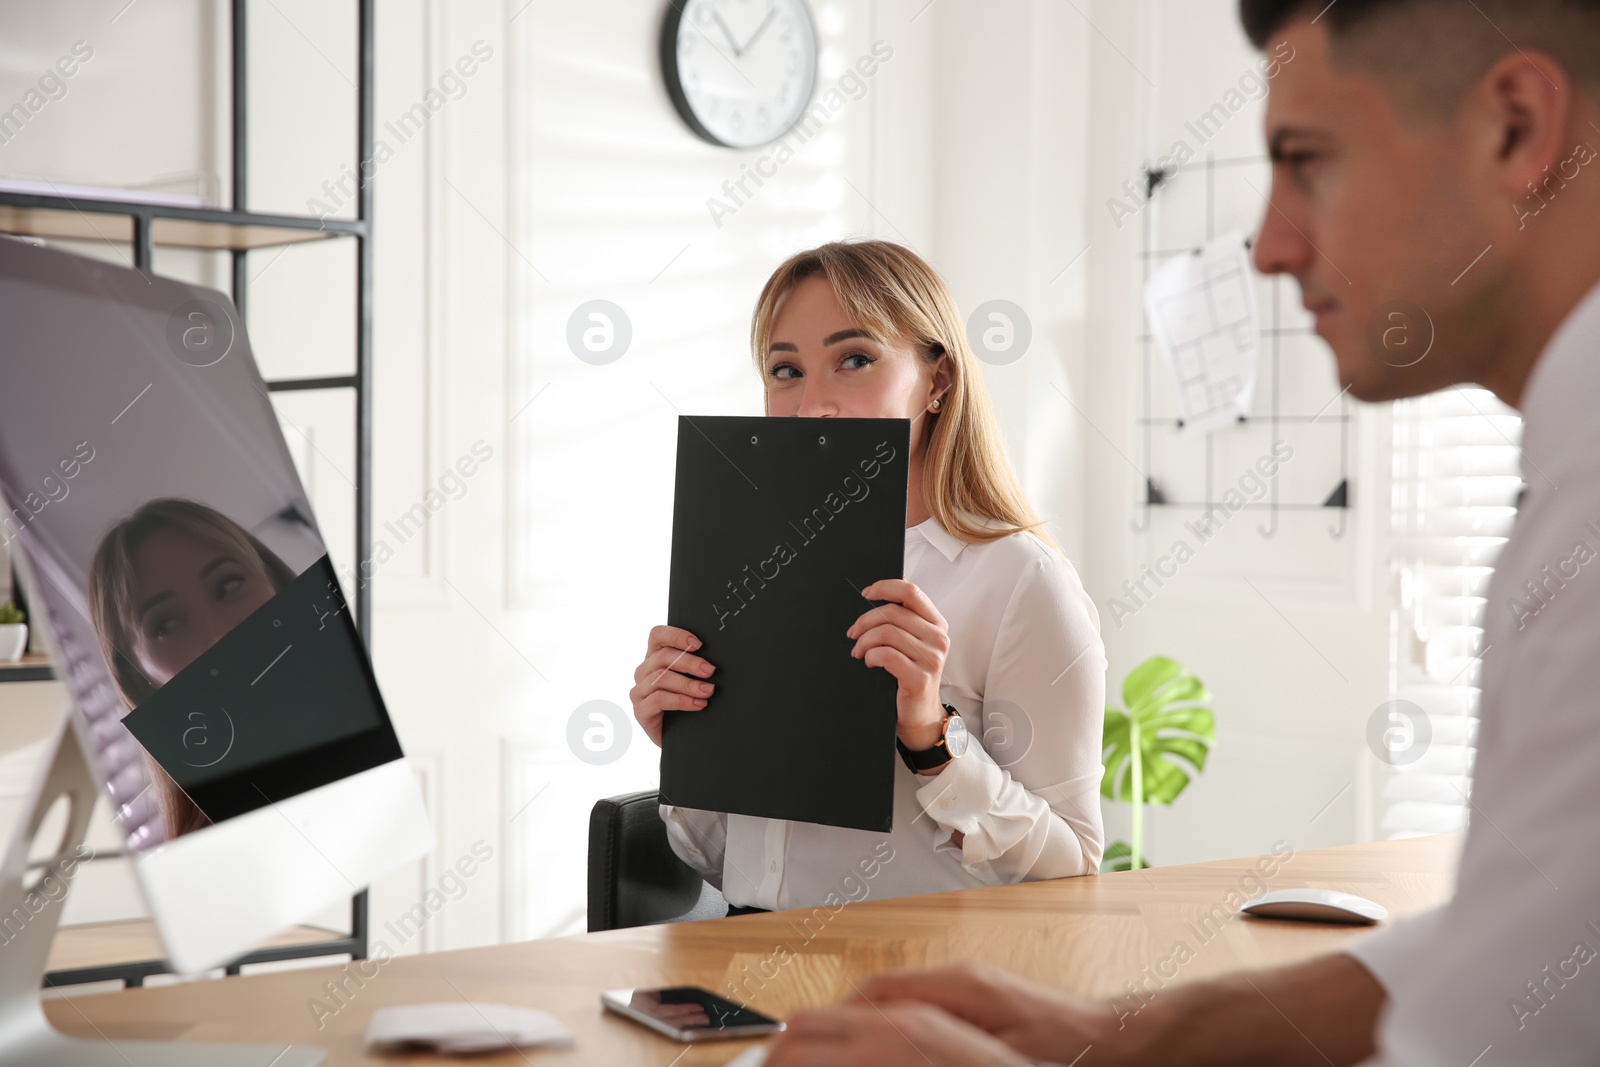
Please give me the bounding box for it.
[661,416,911,832]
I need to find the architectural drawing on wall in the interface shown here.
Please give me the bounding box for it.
[1144,230,1261,435]
[1134,155,1352,539]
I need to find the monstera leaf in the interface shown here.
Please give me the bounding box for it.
[1100,840,1149,873]
[1101,656,1215,869]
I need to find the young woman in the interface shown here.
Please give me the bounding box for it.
[89,497,297,839]
[629,239,1106,912]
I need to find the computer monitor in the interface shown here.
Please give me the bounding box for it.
[0,236,432,1062]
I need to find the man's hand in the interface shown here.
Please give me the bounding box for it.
[845,953,1387,1067]
[852,961,1102,1063]
[763,1000,1031,1067]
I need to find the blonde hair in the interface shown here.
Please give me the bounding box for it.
[89,498,296,839]
[750,239,1058,553]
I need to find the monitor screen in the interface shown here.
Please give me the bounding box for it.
[0,237,403,853]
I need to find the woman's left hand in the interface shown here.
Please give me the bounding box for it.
[847,579,950,752]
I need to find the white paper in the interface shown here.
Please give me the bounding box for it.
[1143,231,1262,435]
[365,1002,576,1055]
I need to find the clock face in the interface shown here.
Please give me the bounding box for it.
[662,0,819,149]
[945,713,969,758]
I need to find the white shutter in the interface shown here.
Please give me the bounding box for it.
[1383,388,1522,837]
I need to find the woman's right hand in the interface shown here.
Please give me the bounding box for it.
[630,625,717,747]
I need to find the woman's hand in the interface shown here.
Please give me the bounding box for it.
[629,625,716,747]
[847,579,950,754]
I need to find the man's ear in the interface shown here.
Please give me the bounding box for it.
[1478,49,1574,200]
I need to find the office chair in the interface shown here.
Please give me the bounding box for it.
[587,790,727,932]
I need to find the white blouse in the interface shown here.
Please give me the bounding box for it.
[660,511,1107,910]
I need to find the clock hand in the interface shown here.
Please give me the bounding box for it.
[711,10,743,57]
[738,6,779,55]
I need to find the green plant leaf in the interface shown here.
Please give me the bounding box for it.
[0,602,23,625]
[1122,655,1183,712]
[1100,840,1150,873]
[1102,656,1215,806]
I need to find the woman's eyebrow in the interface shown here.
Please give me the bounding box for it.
[197,556,236,581]
[138,590,173,617]
[768,328,875,355]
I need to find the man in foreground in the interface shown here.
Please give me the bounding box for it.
[764,1,1600,1064]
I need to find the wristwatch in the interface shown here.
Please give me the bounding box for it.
[896,703,969,772]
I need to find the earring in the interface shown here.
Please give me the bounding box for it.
[930,398,942,412]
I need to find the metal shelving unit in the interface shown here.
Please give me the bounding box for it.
[0,0,377,988]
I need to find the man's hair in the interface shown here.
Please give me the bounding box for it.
[1240,0,1600,110]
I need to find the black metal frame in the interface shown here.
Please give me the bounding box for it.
[0,0,377,988]
[1132,152,1353,540]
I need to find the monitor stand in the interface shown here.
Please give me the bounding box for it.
[0,707,325,1066]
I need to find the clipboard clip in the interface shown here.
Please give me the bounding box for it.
[748,434,831,445]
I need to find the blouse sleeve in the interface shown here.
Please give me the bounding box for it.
[913,552,1107,881]
[659,802,729,891]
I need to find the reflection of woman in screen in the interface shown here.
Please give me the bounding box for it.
[89,498,295,839]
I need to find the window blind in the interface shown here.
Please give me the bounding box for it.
[1383,387,1523,837]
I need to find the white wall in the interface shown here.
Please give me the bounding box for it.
[1080,0,1392,866]
[0,0,1395,956]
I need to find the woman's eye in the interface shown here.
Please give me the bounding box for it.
[771,364,800,380]
[215,574,245,599]
[147,614,181,640]
[842,353,875,370]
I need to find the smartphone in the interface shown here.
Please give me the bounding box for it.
[601,986,784,1042]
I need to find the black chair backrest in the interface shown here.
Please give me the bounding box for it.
[587,790,724,932]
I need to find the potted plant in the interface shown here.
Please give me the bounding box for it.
[1100,655,1215,871]
[0,600,26,663]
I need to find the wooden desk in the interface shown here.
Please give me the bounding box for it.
[45,835,1459,1065]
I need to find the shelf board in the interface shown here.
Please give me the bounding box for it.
[0,653,53,683]
[46,919,345,976]
[0,196,365,252]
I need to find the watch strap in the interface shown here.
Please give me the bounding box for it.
[896,703,961,772]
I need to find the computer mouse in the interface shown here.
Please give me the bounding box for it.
[1239,887,1388,925]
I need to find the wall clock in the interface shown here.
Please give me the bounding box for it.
[661,0,819,149]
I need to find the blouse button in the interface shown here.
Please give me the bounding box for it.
[768,860,778,873]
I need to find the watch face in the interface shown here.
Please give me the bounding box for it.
[663,0,819,148]
[944,712,969,758]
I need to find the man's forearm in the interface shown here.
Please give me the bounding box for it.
[1092,952,1386,1066]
